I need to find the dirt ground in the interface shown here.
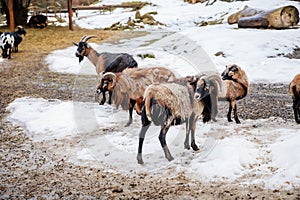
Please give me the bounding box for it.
[1,26,300,199]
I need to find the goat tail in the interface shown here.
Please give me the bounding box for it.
[144,95,152,121]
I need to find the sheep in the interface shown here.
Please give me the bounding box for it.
[96,67,176,127]
[193,73,222,122]
[289,74,300,124]
[0,26,26,59]
[73,35,138,104]
[27,15,47,28]
[137,76,209,164]
[218,64,249,124]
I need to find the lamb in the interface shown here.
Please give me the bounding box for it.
[289,74,300,124]
[137,76,209,164]
[218,64,248,124]
[73,35,138,104]
[96,67,176,127]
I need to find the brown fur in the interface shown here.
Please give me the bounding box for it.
[98,67,176,126]
[144,83,200,122]
[290,74,300,101]
[105,67,176,110]
[220,64,249,124]
[137,79,205,164]
[290,74,300,124]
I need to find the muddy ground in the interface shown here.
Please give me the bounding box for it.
[0,27,300,199]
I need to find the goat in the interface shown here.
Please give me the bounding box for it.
[73,35,138,104]
[194,73,222,122]
[0,26,26,58]
[289,74,300,124]
[27,15,47,28]
[0,32,14,59]
[11,25,26,52]
[96,67,176,127]
[137,76,209,164]
[218,64,249,124]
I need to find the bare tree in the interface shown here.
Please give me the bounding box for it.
[0,0,31,27]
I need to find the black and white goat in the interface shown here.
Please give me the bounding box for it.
[0,26,26,59]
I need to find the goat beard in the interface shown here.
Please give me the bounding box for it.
[78,56,84,63]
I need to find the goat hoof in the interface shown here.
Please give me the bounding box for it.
[137,154,144,164]
[191,141,199,151]
[125,120,132,127]
[167,156,174,161]
[235,119,241,124]
[184,144,190,150]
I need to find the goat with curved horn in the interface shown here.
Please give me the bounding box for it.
[73,35,138,105]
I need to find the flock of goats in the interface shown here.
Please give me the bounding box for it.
[0,28,299,164]
[73,35,300,164]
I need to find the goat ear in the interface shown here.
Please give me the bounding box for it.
[73,42,78,46]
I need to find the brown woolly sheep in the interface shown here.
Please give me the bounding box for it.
[290,74,300,124]
[137,76,210,164]
[97,67,176,127]
[219,64,249,124]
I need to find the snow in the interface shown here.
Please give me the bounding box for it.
[5,0,300,190]
[6,97,300,189]
[47,0,300,83]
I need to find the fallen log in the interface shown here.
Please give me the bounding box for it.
[227,6,263,24]
[228,5,299,29]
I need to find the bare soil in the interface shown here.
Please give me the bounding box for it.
[0,26,299,199]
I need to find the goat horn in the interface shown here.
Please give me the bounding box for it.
[80,35,87,41]
[102,72,117,87]
[81,35,97,42]
[16,25,23,29]
[206,74,223,92]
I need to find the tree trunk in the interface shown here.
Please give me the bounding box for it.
[13,0,29,26]
[68,0,73,30]
[1,0,30,27]
[8,0,14,31]
[228,5,299,29]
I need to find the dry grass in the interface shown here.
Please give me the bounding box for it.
[0,26,118,118]
[0,26,116,62]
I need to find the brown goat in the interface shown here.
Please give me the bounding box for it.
[73,35,138,105]
[137,76,209,164]
[97,67,176,126]
[290,74,300,124]
[219,64,249,124]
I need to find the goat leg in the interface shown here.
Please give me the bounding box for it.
[227,101,233,122]
[293,101,300,124]
[137,124,150,164]
[125,99,136,127]
[190,116,199,151]
[108,91,112,105]
[233,101,241,124]
[159,125,174,161]
[184,121,190,150]
[99,93,106,105]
